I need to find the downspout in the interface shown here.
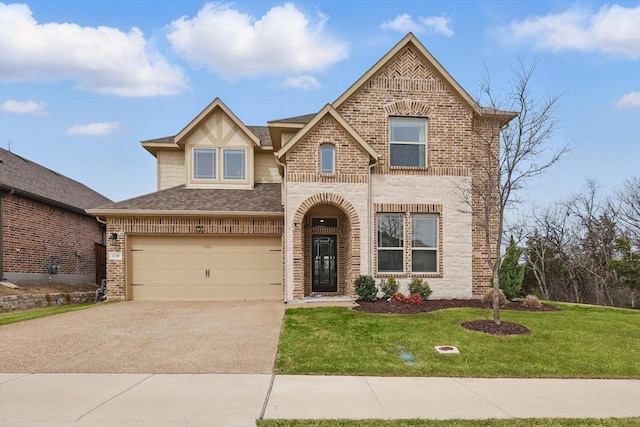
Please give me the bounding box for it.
[368,157,378,276]
[274,154,288,303]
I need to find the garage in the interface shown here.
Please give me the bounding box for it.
[128,235,282,301]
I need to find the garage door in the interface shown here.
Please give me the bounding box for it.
[129,235,282,301]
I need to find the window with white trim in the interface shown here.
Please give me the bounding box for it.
[320,144,334,174]
[193,148,217,180]
[389,117,427,167]
[223,149,246,180]
[411,214,438,273]
[377,214,404,273]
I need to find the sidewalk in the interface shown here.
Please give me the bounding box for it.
[1,373,639,426]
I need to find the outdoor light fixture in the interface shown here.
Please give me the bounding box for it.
[195,225,204,232]
[109,233,118,245]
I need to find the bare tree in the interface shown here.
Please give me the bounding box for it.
[615,177,640,246]
[466,58,568,324]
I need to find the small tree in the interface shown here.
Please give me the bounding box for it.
[497,236,525,300]
[609,237,640,308]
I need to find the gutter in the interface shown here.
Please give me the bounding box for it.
[85,209,285,218]
[0,184,104,218]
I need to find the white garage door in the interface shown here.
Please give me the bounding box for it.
[129,235,282,301]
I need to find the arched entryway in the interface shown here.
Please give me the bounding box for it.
[292,193,361,298]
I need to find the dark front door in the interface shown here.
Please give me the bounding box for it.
[312,235,337,293]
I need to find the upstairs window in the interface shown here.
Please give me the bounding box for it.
[194,148,217,180]
[320,144,334,174]
[389,117,426,167]
[223,149,246,180]
[377,214,404,273]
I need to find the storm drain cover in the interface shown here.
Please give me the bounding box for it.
[434,345,460,354]
[395,345,417,365]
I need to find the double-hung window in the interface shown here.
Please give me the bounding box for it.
[411,214,438,273]
[389,117,427,167]
[193,148,217,180]
[223,149,246,180]
[377,214,404,273]
[320,144,334,174]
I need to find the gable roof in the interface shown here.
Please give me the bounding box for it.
[276,104,379,162]
[88,183,282,217]
[333,33,484,117]
[141,98,273,157]
[0,148,112,213]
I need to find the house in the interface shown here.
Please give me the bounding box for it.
[0,147,112,285]
[88,33,515,302]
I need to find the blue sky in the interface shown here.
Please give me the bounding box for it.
[1,0,638,206]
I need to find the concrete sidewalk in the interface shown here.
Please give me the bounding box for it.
[1,373,639,426]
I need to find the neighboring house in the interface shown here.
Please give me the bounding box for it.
[89,33,515,302]
[0,147,112,285]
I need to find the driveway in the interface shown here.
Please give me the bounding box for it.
[0,301,284,374]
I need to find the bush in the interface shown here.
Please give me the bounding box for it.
[498,236,526,300]
[522,294,542,309]
[406,293,424,305]
[482,288,507,307]
[408,278,432,300]
[390,292,406,304]
[354,275,378,302]
[380,277,399,299]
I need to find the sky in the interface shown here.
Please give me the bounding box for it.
[0,0,638,207]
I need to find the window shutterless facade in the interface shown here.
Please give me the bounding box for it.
[411,214,438,273]
[193,147,217,180]
[389,117,427,167]
[377,214,404,273]
[222,149,246,180]
[320,144,334,174]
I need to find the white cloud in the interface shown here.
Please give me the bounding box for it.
[67,122,120,136]
[167,2,348,79]
[615,91,640,109]
[0,100,47,116]
[281,75,320,90]
[381,14,453,37]
[503,4,640,58]
[0,3,187,96]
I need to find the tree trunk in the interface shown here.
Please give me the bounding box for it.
[492,265,501,325]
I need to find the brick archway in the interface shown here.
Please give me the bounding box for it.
[292,193,361,298]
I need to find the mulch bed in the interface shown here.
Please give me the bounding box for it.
[353,299,560,336]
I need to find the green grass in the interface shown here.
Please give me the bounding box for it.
[258,418,640,427]
[0,303,96,326]
[275,304,640,378]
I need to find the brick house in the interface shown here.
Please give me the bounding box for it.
[89,33,515,302]
[0,148,112,285]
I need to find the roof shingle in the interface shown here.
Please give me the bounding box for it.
[0,148,112,212]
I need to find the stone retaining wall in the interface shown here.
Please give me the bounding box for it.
[0,292,96,313]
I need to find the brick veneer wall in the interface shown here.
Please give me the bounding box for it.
[105,216,284,299]
[2,194,103,284]
[336,45,500,296]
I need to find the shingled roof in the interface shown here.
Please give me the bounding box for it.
[89,183,283,215]
[0,148,112,214]
[268,113,316,124]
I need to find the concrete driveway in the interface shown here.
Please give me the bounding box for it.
[0,301,284,374]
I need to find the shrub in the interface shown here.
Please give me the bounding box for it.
[390,292,406,304]
[380,277,399,299]
[406,293,424,305]
[408,278,432,300]
[522,294,542,309]
[354,275,378,302]
[482,288,507,307]
[497,236,526,300]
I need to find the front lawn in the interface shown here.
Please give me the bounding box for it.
[0,303,95,326]
[275,304,640,378]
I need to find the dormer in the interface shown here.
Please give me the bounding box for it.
[142,98,277,190]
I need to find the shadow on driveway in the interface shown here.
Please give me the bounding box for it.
[0,301,285,374]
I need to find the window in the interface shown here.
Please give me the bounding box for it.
[389,117,426,167]
[320,144,334,174]
[194,148,216,180]
[412,214,438,273]
[223,149,246,180]
[377,214,404,272]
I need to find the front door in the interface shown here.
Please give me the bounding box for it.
[312,235,337,293]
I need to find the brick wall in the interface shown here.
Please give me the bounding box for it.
[335,44,500,296]
[2,193,104,283]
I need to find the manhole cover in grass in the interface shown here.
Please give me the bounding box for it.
[395,345,417,365]
[434,345,460,354]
